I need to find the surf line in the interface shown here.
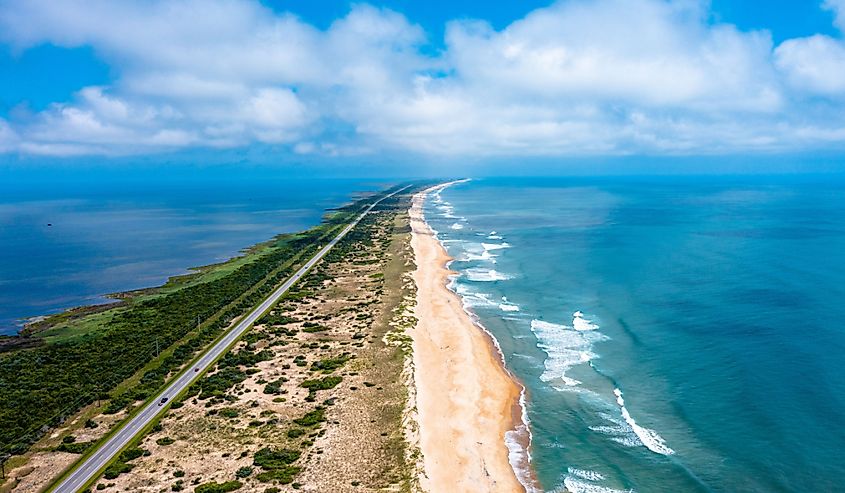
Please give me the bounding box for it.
[591,364,715,492]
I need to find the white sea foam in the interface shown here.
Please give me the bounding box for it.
[530,316,607,388]
[561,465,628,493]
[568,468,606,481]
[463,249,495,262]
[436,202,459,218]
[464,268,511,282]
[562,477,629,493]
[613,388,675,455]
[505,431,535,492]
[505,392,540,493]
[459,242,507,263]
[452,283,497,308]
[530,311,674,459]
[573,311,600,331]
[482,242,510,251]
[450,222,464,230]
[590,413,641,448]
[499,296,519,312]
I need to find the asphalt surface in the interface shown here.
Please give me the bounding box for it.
[52,186,408,493]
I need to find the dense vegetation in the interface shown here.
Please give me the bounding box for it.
[103,447,146,479]
[0,188,404,457]
[252,448,301,484]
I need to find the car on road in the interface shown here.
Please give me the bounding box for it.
[158,397,168,406]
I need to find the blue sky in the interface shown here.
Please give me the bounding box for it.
[1,0,845,172]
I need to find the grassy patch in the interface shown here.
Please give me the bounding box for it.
[194,480,242,493]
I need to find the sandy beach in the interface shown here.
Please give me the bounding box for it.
[409,184,527,493]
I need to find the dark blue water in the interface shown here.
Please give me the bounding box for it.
[0,173,381,334]
[426,177,845,492]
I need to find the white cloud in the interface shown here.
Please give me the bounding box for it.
[775,35,845,96]
[0,119,18,152]
[0,0,844,157]
[774,1,845,99]
[338,0,807,156]
[443,0,778,110]
[824,0,845,32]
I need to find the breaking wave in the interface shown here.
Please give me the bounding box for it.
[464,267,512,282]
[530,313,608,388]
[614,388,675,455]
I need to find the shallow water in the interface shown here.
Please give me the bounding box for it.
[426,176,845,492]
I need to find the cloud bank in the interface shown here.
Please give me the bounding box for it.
[1,0,845,157]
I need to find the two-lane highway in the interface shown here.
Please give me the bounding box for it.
[52,185,409,493]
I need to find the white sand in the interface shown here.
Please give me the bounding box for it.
[409,186,525,493]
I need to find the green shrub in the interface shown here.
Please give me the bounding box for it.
[56,441,93,454]
[219,408,239,418]
[120,447,145,461]
[262,378,288,395]
[253,448,300,469]
[101,446,146,479]
[286,429,304,439]
[300,376,342,392]
[255,467,301,484]
[301,325,328,333]
[235,466,253,479]
[156,437,176,446]
[103,462,133,480]
[194,480,242,493]
[292,408,325,427]
[310,354,350,374]
[250,447,302,483]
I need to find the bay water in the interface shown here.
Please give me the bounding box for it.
[0,173,380,334]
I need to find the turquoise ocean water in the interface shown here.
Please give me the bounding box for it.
[425,177,845,493]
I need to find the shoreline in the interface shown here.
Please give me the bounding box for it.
[408,183,532,492]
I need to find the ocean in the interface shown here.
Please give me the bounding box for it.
[0,173,381,335]
[425,176,845,492]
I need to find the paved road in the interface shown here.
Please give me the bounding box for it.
[52,186,409,493]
